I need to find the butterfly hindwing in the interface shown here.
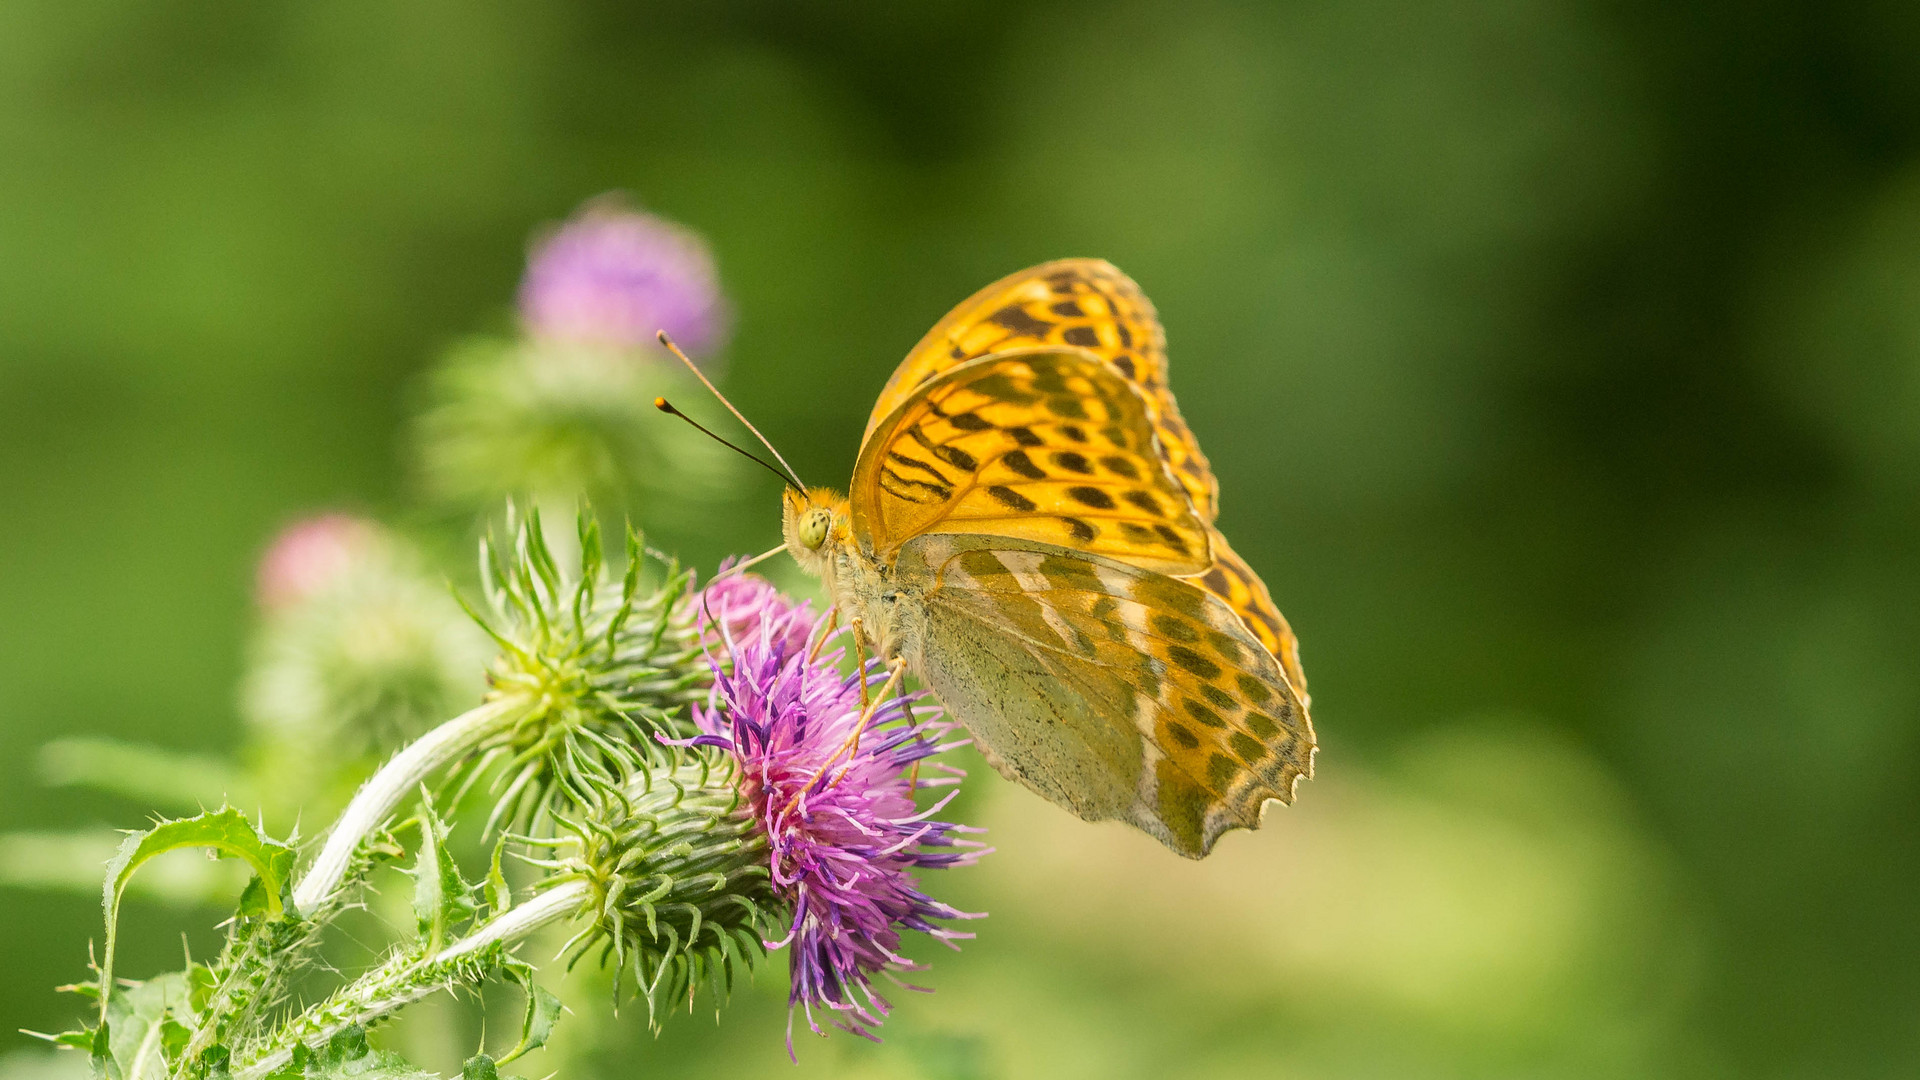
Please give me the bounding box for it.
[1199,531,1310,704]
[853,348,1211,576]
[867,258,1219,520]
[899,534,1314,858]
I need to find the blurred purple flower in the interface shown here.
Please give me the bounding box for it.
[255,513,383,612]
[518,196,727,358]
[688,607,985,1053]
[698,562,816,659]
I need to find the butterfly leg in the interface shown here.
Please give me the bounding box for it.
[778,656,910,815]
[808,604,840,662]
[829,657,910,784]
[849,615,872,710]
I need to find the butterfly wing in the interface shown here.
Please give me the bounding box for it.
[1200,533,1309,704]
[895,533,1314,858]
[868,259,1307,700]
[852,348,1211,577]
[867,258,1219,519]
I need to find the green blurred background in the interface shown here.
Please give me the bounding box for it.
[5,1,1920,1077]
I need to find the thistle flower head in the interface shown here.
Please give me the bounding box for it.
[519,196,727,358]
[690,605,985,1050]
[243,517,488,812]
[696,564,816,660]
[556,757,779,1023]
[255,513,385,612]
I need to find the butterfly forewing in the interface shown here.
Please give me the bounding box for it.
[868,258,1219,519]
[867,259,1305,700]
[853,349,1211,576]
[900,535,1314,858]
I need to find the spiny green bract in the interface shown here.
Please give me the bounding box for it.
[553,756,780,1025]
[462,504,709,830]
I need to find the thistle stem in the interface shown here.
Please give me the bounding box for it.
[440,879,588,962]
[234,880,589,1080]
[293,695,533,917]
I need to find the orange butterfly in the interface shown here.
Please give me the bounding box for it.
[673,260,1313,857]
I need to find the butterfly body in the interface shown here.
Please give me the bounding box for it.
[779,263,1314,858]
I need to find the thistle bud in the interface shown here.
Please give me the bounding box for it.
[558,757,779,1021]
[465,505,709,827]
[242,516,489,815]
[518,196,727,358]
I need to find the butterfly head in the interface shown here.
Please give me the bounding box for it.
[782,485,850,577]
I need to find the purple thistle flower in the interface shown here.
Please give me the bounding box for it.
[689,606,985,1053]
[518,196,727,358]
[697,563,816,660]
[255,513,384,611]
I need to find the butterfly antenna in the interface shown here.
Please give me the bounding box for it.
[656,331,806,489]
[708,542,788,582]
[654,397,801,491]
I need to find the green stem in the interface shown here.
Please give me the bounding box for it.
[232,880,589,1080]
[292,695,533,918]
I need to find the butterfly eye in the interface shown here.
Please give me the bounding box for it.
[799,510,830,550]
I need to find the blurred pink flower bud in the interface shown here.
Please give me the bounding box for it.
[518,196,727,358]
[255,514,383,611]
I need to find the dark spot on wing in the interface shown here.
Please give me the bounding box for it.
[931,444,977,471]
[1208,753,1239,790]
[1124,490,1163,516]
[1111,354,1137,379]
[1151,614,1198,642]
[969,372,1041,405]
[1199,683,1238,712]
[1053,451,1093,474]
[880,471,952,503]
[1051,300,1086,318]
[1001,450,1046,479]
[989,304,1052,338]
[987,485,1036,512]
[947,411,992,431]
[1101,455,1141,480]
[1236,673,1273,704]
[1047,395,1089,420]
[1060,424,1088,443]
[1060,516,1097,542]
[1067,486,1116,510]
[1154,524,1190,553]
[957,550,1013,579]
[887,450,950,484]
[1063,326,1101,348]
[1230,732,1267,764]
[1005,425,1044,447]
[1184,698,1227,728]
[1206,630,1244,663]
[1168,645,1222,681]
[1166,722,1200,750]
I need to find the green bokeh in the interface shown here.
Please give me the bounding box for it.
[5,2,1920,1077]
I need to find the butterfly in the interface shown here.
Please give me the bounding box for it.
[778,259,1314,858]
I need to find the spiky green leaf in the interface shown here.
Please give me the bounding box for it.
[98,809,294,1022]
[410,793,476,953]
